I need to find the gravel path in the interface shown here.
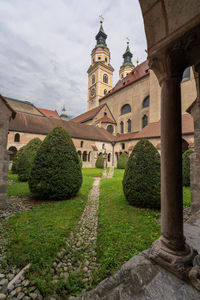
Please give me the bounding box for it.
[48,177,101,299]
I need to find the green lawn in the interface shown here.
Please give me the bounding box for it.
[82,168,103,177]
[183,186,191,207]
[4,176,94,295]
[95,172,161,284]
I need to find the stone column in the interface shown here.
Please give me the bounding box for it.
[149,54,196,280]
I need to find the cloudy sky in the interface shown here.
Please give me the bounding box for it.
[0,0,147,118]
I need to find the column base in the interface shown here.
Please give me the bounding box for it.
[149,237,197,281]
[189,255,200,291]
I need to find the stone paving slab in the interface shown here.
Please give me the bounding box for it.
[75,251,200,300]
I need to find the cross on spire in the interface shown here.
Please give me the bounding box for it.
[126,37,130,45]
[99,15,104,24]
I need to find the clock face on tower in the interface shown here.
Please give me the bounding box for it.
[90,87,96,98]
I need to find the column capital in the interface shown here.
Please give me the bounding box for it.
[148,51,184,85]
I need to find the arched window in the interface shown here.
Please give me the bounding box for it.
[8,146,17,161]
[107,125,113,134]
[121,143,125,150]
[108,153,111,162]
[80,141,83,148]
[77,151,81,158]
[121,104,131,115]
[92,74,95,85]
[182,67,190,82]
[143,96,150,108]
[104,89,107,95]
[127,119,131,133]
[88,152,91,162]
[83,151,87,162]
[14,133,20,142]
[142,115,148,128]
[120,121,124,134]
[103,74,108,84]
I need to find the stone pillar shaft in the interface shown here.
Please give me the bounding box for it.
[161,76,184,250]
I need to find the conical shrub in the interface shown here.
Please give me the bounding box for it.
[123,139,160,209]
[117,153,129,169]
[95,153,104,169]
[17,138,42,182]
[28,126,82,200]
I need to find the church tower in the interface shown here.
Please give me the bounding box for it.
[87,19,114,111]
[119,40,135,80]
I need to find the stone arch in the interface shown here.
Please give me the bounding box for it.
[8,146,17,161]
[142,115,148,128]
[120,121,124,134]
[107,125,114,134]
[14,133,20,142]
[83,151,87,162]
[142,96,150,108]
[77,150,82,158]
[88,151,91,162]
[103,74,108,84]
[121,104,131,115]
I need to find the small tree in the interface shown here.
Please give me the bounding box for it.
[123,139,161,209]
[11,149,22,174]
[182,149,193,187]
[29,126,82,200]
[17,138,42,182]
[95,153,104,169]
[117,153,129,169]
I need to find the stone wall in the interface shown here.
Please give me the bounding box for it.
[0,98,13,209]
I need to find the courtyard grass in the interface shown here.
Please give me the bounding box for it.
[95,171,161,283]
[4,176,94,295]
[82,168,103,177]
[183,186,191,207]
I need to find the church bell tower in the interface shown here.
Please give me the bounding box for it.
[87,18,114,111]
[119,40,135,80]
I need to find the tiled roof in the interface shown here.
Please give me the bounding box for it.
[115,114,194,142]
[100,60,149,101]
[98,115,116,124]
[9,112,115,142]
[115,131,139,141]
[38,108,60,119]
[5,97,43,116]
[0,94,16,118]
[71,104,105,123]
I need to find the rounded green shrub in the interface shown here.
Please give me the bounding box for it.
[117,153,129,169]
[123,139,161,209]
[11,149,23,174]
[78,154,82,168]
[29,126,82,200]
[17,138,42,182]
[95,153,104,169]
[182,149,193,187]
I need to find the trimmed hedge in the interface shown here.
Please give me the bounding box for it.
[123,139,161,209]
[95,154,104,169]
[117,153,129,169]
[17,138,42,182]
[12,148,23,174]
[182,149,193,187]
[28,126,82,200]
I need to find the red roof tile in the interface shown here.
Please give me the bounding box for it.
[9,112,115,142]
[98,115,116,124]
[38,108,60,119]
[71,104,105,123]
[100,60,149,101]
[115,131,139,141]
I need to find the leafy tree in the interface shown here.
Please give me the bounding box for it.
[182,149,193,186]
[17,138,42,182]
[117,153,129,169]
[123,139,161,209]
[95,153,104,169]
[29,126,82,200]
